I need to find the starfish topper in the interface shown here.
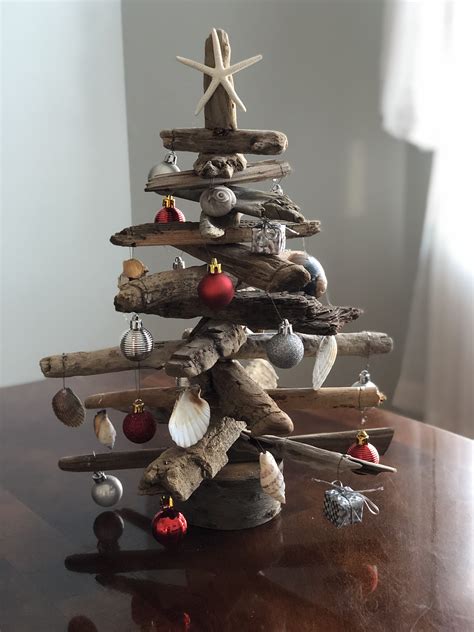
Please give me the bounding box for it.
[176,28,262,116]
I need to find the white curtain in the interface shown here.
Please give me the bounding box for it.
[382,0,474,437]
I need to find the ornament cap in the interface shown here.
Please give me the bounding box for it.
[164,151,177,166]
[130,314,143,331]
[92,471,108,484]
[132,398,145,414]
[162,194,175,209]
[358,369,371,385]
[356,430,370,446]
[208,257,222,274]
[279,319,294,335]
[173,256,185,270]
[161,495,174,509]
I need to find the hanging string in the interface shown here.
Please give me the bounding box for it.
[267,292,284,323]
[135,361,141,399]
[61,353,67,389]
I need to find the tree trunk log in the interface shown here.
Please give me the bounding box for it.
[161,128,288,155]
[138,416,247,500]
[204,29,237,130]
[193,153,247,179]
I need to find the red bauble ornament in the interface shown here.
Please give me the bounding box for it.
[151,496,187,546]
[155,194,185,223]
[123,398,156,444]
[197,258,235,310]
[347,430,380,463]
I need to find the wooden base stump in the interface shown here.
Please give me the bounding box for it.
[174,461,282,530]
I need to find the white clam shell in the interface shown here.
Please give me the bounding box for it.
[259,451,286,504]
[312,335,338,389]
[94,410,117,449]
[199,186,236,217]
[169,387,211,448]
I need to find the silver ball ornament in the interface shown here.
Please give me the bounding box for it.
[120,315,153,361]
[148,152,180,179]
[91,472,123,507]
[352,369,377,389]
[199,186,236,217]
[266,319,305,369]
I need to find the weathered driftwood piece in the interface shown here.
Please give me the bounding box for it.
[161,128,288,155]
[199,211,225,239]
[244,359,279,389]
[180,243,311,292]
[165,320,247,377]
[193,152,247,179]
[139,416,247,500]
[145,160,292,193]
[203,28,237,130]
[110,219,318,247]
[57,427,395,472]
[210,360,294,436]
[40,331,390,378]
[83,385,384,414]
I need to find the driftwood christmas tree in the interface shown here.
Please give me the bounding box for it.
[41,29,396,531]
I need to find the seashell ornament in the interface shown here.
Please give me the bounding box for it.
[312,335,338,389]
[94,409,117,449]
[52,387,85,427]
[122,258,148,280]
[168,387,210,448]
[199,185,236,217]
[259,451,286,504]
[148,151,180,179]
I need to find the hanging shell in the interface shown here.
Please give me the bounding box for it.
[168,387,210,448]
[52,387,85,427]
[122,258,148,280]
[259,451,286,504]
[94,409,117,449]
[199,186,236,217]
[312,335,338,389]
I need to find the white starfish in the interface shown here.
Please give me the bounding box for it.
[176,28,262,115]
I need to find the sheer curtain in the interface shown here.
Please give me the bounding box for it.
[381,0,474,437]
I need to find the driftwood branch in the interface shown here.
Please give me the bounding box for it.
[145,160,292,193]
[110,220,320,248]
[193,152,247,179]
[204,28,236,130]
[244,359,279,389]
[138,416,247,500]
[161,128,288,155]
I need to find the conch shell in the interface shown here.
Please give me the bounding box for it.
[94,409,117,449]
[52,387,85,427]
[168,387,210,448]
[312,335,338,389]
[199,186,236,217]
[259,451,285,504]
[122,258,148,280]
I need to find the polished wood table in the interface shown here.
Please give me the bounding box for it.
[1,376,473,631]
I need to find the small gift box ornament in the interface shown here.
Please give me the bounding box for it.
[251,220,286,255]
[322,480,382,528]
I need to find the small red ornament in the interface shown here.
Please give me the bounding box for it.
[151,496,187,546]
[123,398,156,444]
[347,430,380,463]
[197,258,235,310]
[155,194,185,223]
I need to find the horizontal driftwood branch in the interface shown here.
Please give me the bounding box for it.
[145,160,291,193]
[40,331,392,378]
[160,128,288,155]
[57,427,395,472]
[83,385,384,413]
[110,220,320,248]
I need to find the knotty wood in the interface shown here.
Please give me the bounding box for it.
[145,160,291,193]
[161,128,288,154]
[138,416,247,500]
[110,219,319,247]
[193,152,247,178]
[204,28,236,130]
[244,359,279,389]
[40,331,391,378]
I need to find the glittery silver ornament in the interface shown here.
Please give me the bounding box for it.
[91,472,123,507]
[148,151,180,179]
[266,319,304,369]
[251,220,286,255]
[352,369,377,389]
[120,314,153,361]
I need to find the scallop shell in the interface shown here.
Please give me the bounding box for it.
[168,387,211,448]
[312,335,338,389]
[94,409,117,449]
[259,451,286,504]
[52,387,85,427]
[122,258,148,280]
[199,186,236,217]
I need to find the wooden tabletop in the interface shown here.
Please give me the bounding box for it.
[1,375,473,632]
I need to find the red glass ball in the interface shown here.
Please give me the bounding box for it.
[197,271,235,310]
[347,441,380,463]
[154,207,185,223]
[123,410,156,443]
[151,507,188,545]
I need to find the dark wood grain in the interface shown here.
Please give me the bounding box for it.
[1,375,472,632]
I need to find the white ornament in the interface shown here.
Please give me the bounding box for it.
[199,186,236,217]
[91,472,123,507]
[168,387,211,448]
[312,336,338,389]
[177,28,262,115]
[259,451,285,504]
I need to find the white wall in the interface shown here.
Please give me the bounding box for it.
[1,1,132,386]
[121,0,431,401]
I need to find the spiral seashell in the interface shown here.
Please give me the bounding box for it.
[259,451,285,504]
[94,409,117,449]
[312,335,338,389]
[199,186,236,217]
[168,387,210,448]
[52,387,85,427]
[122,258,148,280]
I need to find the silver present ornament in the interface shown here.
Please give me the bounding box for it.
[324,485,365,528]
[251,220,286,255]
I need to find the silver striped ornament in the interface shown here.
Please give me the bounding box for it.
[120,315,153,361]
